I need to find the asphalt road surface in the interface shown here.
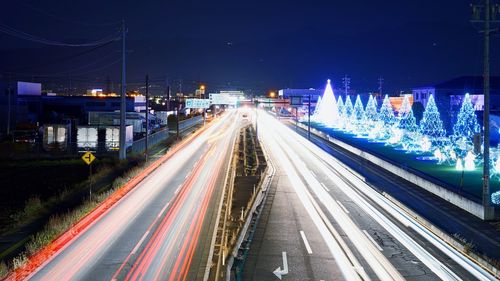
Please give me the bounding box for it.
[242,110,496,281]
[27,110,239,281]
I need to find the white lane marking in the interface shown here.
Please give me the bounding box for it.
[310,170,316,177]
[131,230,150,255]
[336,200,350,214]
[320,182,330,192]
[175,185,181,195]
[300,231,313,254]
[363,230,383,251]
[157,202,170,218]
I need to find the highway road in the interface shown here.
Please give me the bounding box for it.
[244,110,497,281]
[25,110,239,281]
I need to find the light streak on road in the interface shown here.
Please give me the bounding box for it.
[22,110,238,281]
[257,110,497,281]
[258,112,401,281]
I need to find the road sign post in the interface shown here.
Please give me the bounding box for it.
[82,151,96,200]
[89,163,93,200]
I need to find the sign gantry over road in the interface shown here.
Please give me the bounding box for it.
[81,151,96,165]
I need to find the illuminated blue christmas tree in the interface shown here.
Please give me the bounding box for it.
[337,96,344,116]
[397,95,419,150]
[398,95,418,132]
[379,95,397,126]
[353,95,366,133]
[453,93,479,142]
[344,96,353,118]
[365,95,378,122]
[419,94,446,141]
[343,95,354,130]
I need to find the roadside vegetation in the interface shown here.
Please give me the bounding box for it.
[0,157,148,278]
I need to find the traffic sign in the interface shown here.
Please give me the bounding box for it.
[81,151,96,165]
[186,98,210,109]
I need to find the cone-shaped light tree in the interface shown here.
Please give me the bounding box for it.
[453,93,479,142]
[315,79,338,127]
[397,95,419,150]
[312,95,322,122]
[398,95,418,132]
[419,94,446,140]
[365,95,378,122]
[379,95,396,126]
[344,96,354,118]
[343,95,354,130]
[353,95,366,133]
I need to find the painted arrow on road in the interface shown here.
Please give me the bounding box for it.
[273,251,289,280]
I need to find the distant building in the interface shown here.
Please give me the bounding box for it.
[278,88,324,105]
[412,76,500,131]
[0,81,43,137]
[0,81,136,138]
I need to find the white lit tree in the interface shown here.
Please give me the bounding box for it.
[453,93,480,143]
[419,94,446,144]
[365,95,378,122]
[343,95,354,131]
[312,95,322,122]
[398,95,419,150]
[352,95,366,134]
[315,79,338,127]
[379,95,397,127]
[398,95,418,132]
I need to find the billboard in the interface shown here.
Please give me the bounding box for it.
[186,99,210,109]
[17,82,41,96]
[43,124,68,151]
[77,126,98,149]
[105,125,133,151]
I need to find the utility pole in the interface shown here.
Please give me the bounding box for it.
[471,0,499,219]
[145,74,149,162]
[342,75,351,98]
[175,106,180,140]
[255,99,259,142]
[378,76,384,96]
[6,74,12,136]
[119,20,127,160]
[308,93,311,140]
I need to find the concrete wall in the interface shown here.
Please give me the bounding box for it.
[297,123,485,219]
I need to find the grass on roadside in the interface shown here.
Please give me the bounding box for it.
[0,158,149,278]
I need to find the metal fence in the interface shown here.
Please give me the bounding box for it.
[131,129,169,155]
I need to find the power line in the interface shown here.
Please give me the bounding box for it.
[0,22,120,47]
[18,2,121,27]
[8,57,122,79]
[6,40,116,72]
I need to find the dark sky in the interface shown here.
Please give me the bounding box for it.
[0,0,498,94]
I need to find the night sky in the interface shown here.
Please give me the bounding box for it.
[0,0,498,94]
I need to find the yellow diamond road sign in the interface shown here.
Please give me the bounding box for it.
[82,151,96,165]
